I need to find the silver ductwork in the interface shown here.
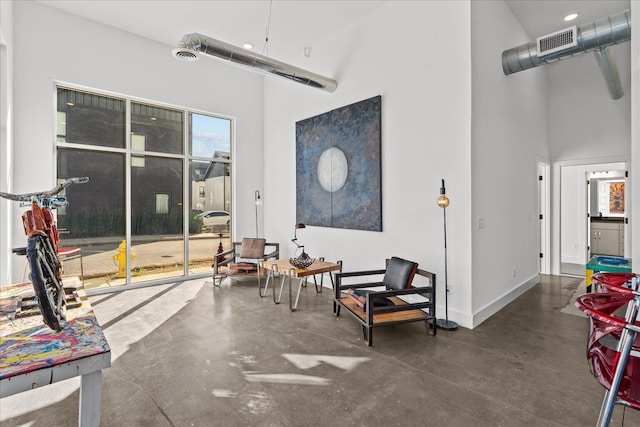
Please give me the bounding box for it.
[173,33,338,93]
[502,9,631,99]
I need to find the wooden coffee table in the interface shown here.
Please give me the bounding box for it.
[262,258,342,311]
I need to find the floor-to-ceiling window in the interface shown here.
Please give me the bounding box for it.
[55,86,232,292]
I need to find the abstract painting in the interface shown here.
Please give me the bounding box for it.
[609,182,624,214]
[296,95,382,231]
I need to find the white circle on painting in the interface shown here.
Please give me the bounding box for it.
[317,147,348,192]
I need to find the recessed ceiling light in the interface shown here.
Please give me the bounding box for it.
[564,13,579,22]
[243,43,253,50]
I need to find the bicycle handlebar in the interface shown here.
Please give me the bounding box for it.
[0,177,90,202]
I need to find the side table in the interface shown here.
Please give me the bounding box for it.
[262,258,342,311]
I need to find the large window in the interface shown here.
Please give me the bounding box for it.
[56,86,232,291]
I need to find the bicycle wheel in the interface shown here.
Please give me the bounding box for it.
[26,235,66,331]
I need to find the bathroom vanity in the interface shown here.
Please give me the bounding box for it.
[590,217,624,257]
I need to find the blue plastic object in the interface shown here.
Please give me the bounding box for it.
[596,256,630,266]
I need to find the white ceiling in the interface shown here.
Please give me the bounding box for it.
[504,0,631,38]
[38,0,631,71]
[38,0,390,66]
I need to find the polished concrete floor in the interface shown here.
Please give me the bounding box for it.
[2,274,640,426]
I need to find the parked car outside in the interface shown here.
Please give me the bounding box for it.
[197,210,230,230]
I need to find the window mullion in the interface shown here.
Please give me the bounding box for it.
[183,111,190,277]
[125,98,132,284]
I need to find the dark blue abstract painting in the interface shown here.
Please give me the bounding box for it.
[296,95,382,231]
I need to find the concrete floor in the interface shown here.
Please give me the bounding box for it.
[2,274,640,426]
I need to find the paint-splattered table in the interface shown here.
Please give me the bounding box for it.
[0,282,111,427]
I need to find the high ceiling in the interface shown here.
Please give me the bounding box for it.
[38,0,390,66]
[38,0,631,66]
[504,0,630,38]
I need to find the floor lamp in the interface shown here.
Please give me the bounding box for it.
[436,179,458,331]
[254,190,262,237]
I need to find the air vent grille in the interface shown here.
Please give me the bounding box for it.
[171,48,200,61]
[537,26,577,56]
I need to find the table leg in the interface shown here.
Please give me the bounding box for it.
[293,277,307,310]
[275,272,286,304]
[313,274,322,293]
[314,257,325,293]
[289,268,298,311]
[79,370,102,427]
[263,265,275,298]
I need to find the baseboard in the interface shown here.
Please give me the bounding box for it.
[561,263,586,277]
[471,274,540,328]
[435,307,473,329]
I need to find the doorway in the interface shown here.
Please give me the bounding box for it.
[559,162,627,276]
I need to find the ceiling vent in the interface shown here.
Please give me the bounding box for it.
[171,48,199,62]
[537,26,577,57]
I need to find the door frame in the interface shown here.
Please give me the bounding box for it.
[538,162,550,274]
[553,158,628,275]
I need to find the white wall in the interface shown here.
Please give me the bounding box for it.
[264,1,474,326]
[0,0,14,286]
[549,44,631,163]
[470,1,549,326]
[5,1,265,282]
[632,1,639,267]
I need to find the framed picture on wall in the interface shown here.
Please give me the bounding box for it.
[295,95,382,231]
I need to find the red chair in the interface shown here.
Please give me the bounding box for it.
[575,291,640,426]
[58,247,85,285]
[592,272,638,294]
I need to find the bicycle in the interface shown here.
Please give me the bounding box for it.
[0,177,89,331]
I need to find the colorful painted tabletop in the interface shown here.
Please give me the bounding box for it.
[0,282,111,380]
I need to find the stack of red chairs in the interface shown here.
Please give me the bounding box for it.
[575,272,640,426]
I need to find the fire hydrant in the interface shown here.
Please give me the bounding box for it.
[113,240,136,278]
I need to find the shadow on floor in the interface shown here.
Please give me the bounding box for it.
[3,275,640,426]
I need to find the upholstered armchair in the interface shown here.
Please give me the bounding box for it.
[212,238,279,295]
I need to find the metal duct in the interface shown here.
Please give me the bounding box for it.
[594,47,623,99]
[173,33,338,93]
[502,9,631,99]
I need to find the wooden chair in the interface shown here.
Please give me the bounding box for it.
[58,246,85,285]
[334,256,436,346]
[212,238,279,295]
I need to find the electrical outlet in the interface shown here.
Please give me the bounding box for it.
[478,217,485,229]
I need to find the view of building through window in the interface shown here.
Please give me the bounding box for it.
[55,86,232,291]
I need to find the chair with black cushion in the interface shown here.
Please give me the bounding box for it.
[212,238,279,295]
[334,256,437,346]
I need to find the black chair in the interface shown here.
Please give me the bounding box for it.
[334,256,436,346]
